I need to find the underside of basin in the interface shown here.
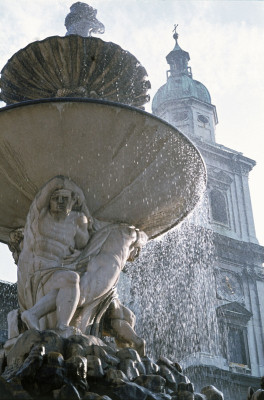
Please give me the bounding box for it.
[0,99,206,242]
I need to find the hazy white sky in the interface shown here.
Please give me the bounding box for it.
[0,0,263,282]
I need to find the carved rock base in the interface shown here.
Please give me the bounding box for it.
[0,329,225,400]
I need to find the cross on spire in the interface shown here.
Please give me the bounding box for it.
[173,24,179,43]
[173,24,178,34]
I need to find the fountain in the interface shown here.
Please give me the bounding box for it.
[0,3,228,399]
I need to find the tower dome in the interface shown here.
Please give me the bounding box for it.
[152,75,211,113]
[152,26,211,114]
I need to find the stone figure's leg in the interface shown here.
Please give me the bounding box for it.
[79,253,121,306]
[106,299,146,357]
[21,290,58,330]
[22,270,81,335]
[47,270,81,333]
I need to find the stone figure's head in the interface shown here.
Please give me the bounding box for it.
[49,189,77,217]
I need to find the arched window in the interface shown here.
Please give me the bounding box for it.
[210,189,229,225]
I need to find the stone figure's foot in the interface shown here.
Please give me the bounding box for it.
[57,324,83,338]
[21,310,40,330]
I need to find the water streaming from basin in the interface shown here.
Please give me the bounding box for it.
[124,195,219,363]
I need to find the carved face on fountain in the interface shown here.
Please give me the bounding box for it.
[49,189,76,218]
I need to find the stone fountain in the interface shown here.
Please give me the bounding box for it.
[0,3,226,399]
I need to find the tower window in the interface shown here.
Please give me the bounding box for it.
[216,302,252,370]
[210,189,229,225]
[197,114,209,124]
[228,326,248,365]
[174,111,188,122]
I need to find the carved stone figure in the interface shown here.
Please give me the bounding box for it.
[16,176,147,354]
[65,2,105,37]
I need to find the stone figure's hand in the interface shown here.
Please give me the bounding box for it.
[134,230,148,247]
[128,247,140,262]
[127,230,148,262]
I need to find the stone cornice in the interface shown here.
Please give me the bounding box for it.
[153,96,218,123]
[213,232,264,268]
[184,365,260,387]
[193,139,256,174]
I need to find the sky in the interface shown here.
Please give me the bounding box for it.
[0,0,263,282]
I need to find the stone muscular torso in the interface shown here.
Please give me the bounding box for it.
[35,209,86,265]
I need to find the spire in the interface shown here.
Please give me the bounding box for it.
[172,24,180,50]
[166,25,192,78]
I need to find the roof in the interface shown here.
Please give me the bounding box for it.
[152,74,211,113]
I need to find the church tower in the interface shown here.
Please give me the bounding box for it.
[152,27,264,399]
[152,26,217,143]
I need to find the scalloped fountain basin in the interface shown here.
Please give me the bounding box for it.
[0,35,150,108]
[0,99,206,243]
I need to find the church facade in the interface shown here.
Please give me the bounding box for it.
[151,29,264,399]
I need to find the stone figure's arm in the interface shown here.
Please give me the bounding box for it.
[92,218,112,231]
[75,213,89,249]
[34,177,66,211]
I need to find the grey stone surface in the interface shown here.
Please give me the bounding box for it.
[66,355,87,380]
[119,358,140,381]
[6,329,43,367]
[134,374,166,392]
[105,368,128,385]
[92,346,119,369]
[116,348,141,362]
[0,376,32,399]
[57,383,81,400]
[86,355,104,378]
[113,381,155,400]
[135,360,146,375]
[142,356,160,374]
[159,365,177,391]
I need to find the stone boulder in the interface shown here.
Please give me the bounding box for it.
[201,385,224,400]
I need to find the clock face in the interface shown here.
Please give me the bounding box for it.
[216,271,244,303]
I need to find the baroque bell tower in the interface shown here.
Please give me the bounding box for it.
[152,25,218,143]
[152,27,264,399]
